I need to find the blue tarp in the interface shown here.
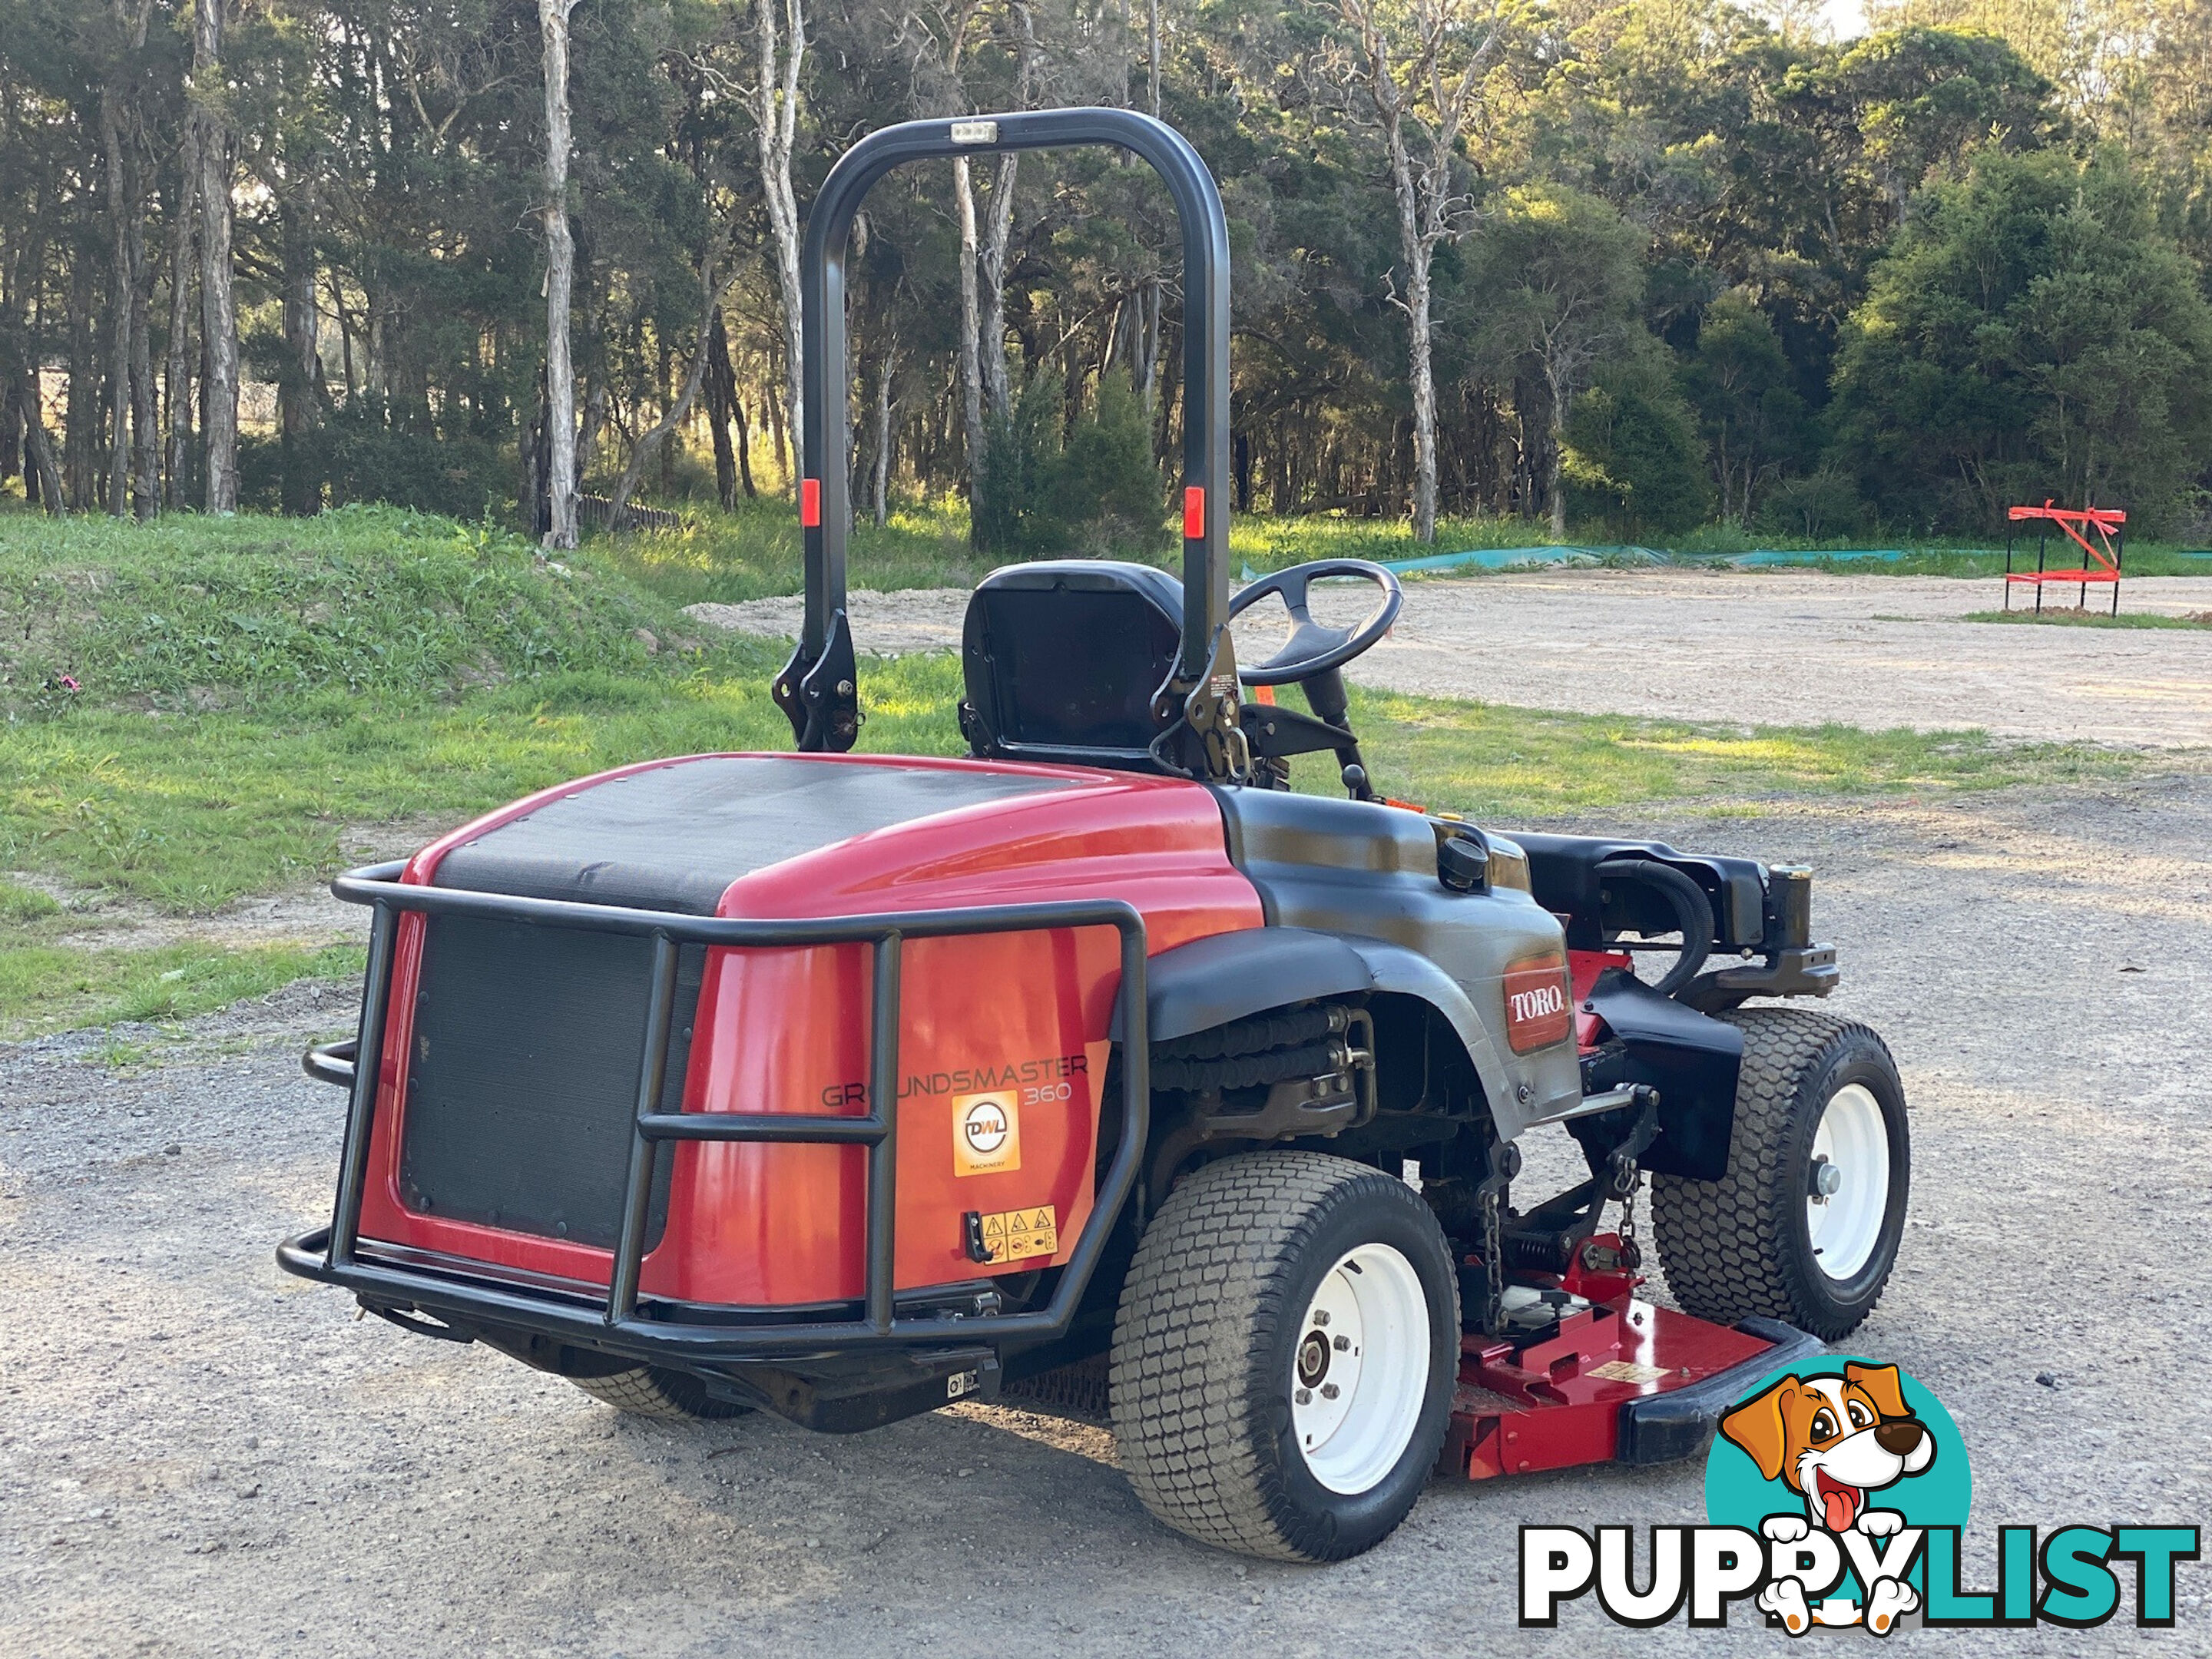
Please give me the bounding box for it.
[1376,545,1667,574]
[1244,545,2212,580]
[1724,548,1939,567]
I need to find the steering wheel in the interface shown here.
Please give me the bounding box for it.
[1227,558,1403,687]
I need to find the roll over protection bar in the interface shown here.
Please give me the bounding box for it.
[780,108,1236,764]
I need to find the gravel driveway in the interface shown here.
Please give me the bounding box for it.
[5,771,2207,1656]
[689,569,2212,744]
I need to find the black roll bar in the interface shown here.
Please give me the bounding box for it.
[780,108,1233,755]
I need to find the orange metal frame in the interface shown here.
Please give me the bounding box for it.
[2005,501,2127,615]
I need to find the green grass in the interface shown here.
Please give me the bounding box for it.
[0,501,717,714]
[592,495,988,606]
[0,878,62,922]
[1964,607,2212,629]
[0,938,366,1042]
[1346,690,2135,816]
[0,646,2131,917]
[0,646,968,911]
[0,504,2162,1038]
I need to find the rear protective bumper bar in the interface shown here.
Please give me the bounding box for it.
[278,861,1149,1364]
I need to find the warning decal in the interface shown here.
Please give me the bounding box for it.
[978,1205,1059,1263]
[1588,1359,1671,1386]
[952,1090,1022,1176]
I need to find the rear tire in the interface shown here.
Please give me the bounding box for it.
[1110,1150,1459,1561]
[568,1366,752,1421]
[1650,1008,1909,1341]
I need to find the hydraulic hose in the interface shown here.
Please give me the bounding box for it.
[1595,857,1714,998]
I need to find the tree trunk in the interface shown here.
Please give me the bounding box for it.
[102,87,134,517]
[978,3,1038,427]
[539,0,580,548]
[127,210,157,518]
[706,306,738,509]
[870,336,896,528]
[1141,0,1163,413]
[764,355,788,482]
[1545,359,1568,539]
[523,364,551,538]
[955,155,986,515]
[1380,109,1439,545]
[979,154,1017,422]
[279,195,321,515]
[327,269,355,396]
[606,266,737,530]
[733,385,756,498]
[193,0,239,513]
[15,376,66,513]
[66,239,98,510]
[754,0,806,482]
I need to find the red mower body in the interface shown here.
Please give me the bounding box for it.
[354,753,1260,1309]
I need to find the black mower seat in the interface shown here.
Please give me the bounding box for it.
[960,560,1185,768]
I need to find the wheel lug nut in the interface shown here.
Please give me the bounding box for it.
[1333,1335,1349,1350]
[1312,1311,1330,1326]
[1295,1387,1313,1405]
[1321,1383,1340,1400]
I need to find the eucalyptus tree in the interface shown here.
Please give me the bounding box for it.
[1470,184,1646,536]
[1328,0,1503,542]
[191,0,239,511]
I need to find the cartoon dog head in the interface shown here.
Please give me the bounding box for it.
[1719,1363,1936,1532]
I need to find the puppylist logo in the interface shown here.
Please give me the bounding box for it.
[1521,1358,2199,1634]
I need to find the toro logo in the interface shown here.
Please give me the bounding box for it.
[952,1091,1021,1176]
[1502,955,1573,1054]
[1520,1359,2199,1634]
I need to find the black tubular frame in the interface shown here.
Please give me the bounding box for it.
[278,861,1151,1361]
[784,108,1233,752]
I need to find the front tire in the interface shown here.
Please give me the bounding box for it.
[1110,1150,1459,1561]
[1650,1008,1909,1340]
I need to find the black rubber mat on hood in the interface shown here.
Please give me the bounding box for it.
[432,756,1073,914]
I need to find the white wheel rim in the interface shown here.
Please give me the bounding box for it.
[1290,1243,1430,1495]
[1807,1083,1890,1281]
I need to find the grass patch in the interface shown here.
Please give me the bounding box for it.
[593,496,987,607]
[0,502,727,714]
[0,939,366,1042]
[1345,689,2136,817]
[1964,608,2212,629]
[0,877,62,922]
[0,645,969,911]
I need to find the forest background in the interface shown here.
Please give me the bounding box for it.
[7,0,2212,555]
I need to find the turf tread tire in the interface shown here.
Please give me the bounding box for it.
[1110,1150,1455,1562]
[568,1366,750,1420]
[1650,1007,1906,1341]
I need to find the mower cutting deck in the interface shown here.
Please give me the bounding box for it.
[278,108,1907,1564]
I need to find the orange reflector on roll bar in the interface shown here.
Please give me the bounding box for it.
[1183,485,1205,540]
[800,478,822,527]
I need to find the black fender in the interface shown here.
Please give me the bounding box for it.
[1585,971,1743,1180]
[1114,926,1373,1043]
[1113,926,1517,1128]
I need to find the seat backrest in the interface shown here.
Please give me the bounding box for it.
[960,560,1185,769]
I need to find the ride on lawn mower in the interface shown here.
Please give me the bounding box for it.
[279,109,1909,1563]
